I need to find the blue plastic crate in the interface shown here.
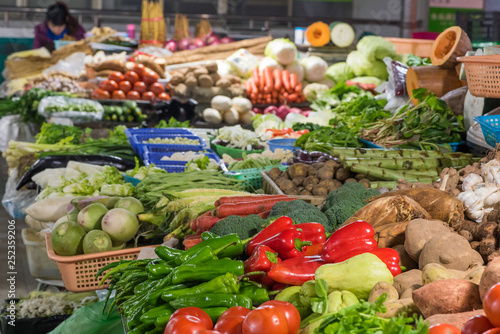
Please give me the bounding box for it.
[475,115,500,147]
[267,138,298,152]
[144,149,221,166]
[359,138,464,152]
[124,128,196,154]
[134,134,205,156]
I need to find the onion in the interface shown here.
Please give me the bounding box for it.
[178,38,191,50]
[188,44,197,50]
[165,40,178,52]
[206,33,219,45]
[220,37,234,44]
[209,40,221,46]
[193,38,206,48]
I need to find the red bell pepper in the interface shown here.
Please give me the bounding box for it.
[321,220,378,263]
[244,245,281,274]
[259,228,311,259]
[369,248,402,276]
[302,243,325,257]
[267,256,327,285]
[294,223,326,244]
[246,216,293,255]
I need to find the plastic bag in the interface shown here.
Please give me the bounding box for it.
[383,57,410,112]
[1,167,37,220]
[42,52,86,78]
[38,96,103,123]
[49,300,123,334]
[0,115,39,152]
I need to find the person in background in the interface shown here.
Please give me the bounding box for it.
[33,2,86,52]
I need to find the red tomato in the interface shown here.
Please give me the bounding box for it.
[133,63,146,77]
[219,307,251,320]
[170,307,213,329]
[158,92,170,101]
[124,71,140,84]
[214,307,251,334]
[108,71,124,82]
[143,70,159,85]
[462,315,494,334]
[91,88,110,99]
[119,81,132,93]
[483,329,500,334]
[150,82,165,95]
[126,90,140,100]
[241,306,288,334]
[142,91,155,102]
[165,315,211,334]
[112,90,126,99]
[484,283,500,327]
[428,324,461,334]
[196,331,222,334]
[133,81,147,94]
[99,80,119,93]
[260,301,300,334]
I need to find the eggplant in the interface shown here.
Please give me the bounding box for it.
[16,155,136,191]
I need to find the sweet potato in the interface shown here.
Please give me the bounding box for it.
[377,298,420,319]
[412,279,482,318]
[393,269,422,295]
[426,310,486,328]
[392,245,418,270]
[376,222,408,248]
[368,281,399,303]
[479,256,500,300]
[369,188,464,225]
[404,219,451,261]
[344,195,431,229]
[418,233,473,271]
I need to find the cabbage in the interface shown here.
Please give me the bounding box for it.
[348,76,383,86]
[303,83,330,102]
[285,61,305,82]
[365,60,388,80]
[284,112,307,128]
[264,38,297,66]
[252,113,283,135]
[301,56,328,82]
[326,62,354,83]
[346,51,372,77]
[357,36,396,61]
[259,57,283,73]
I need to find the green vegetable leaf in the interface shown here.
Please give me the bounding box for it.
[405,54,432,67]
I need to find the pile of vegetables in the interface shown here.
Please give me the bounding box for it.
[227,153,282,171]
[212,125,266,151]
[142,137,201,145]
[202,96,254,125]
[245,67,305,105]
[103,101,146,123]
[44,101,101,113]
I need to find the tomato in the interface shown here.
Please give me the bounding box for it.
[428,324,461,334]
[124,71,140,84]
[99,80,118,93]
[91,88,110,99]
[133,81,147,94]
[170,307,213,329]
[108,71,124,82]
[133,63,146,77]
[165,315,211,334]
[158,92,170,101]
[462,315,494,334]
[483,329,500,334]
[196,331,222,334]
[142,91,155,102]
[119,81,132,93]
[150,82,165,95]
[112,90,126,99]
[259,301,300,334]
[126,90,140,100]
[484,283,500,327]
[219,307,251,320]
[241,306,288,334]
[214,307,251,334]
[143,70,159,85]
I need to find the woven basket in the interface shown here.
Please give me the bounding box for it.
[458,55,500,98]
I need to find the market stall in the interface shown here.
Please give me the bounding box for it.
[3,7,500,334]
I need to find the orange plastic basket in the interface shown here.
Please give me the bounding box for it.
[458,55,500,98]
[46,234,157,292]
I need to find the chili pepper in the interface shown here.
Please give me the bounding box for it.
[134,279,155,295]
[170,293,252,309]
[244,245,281,273]
[154,313,171,330]
[154,246,184,262]
[140,304,174,325]
[294,223,326,244]
[179,233,246,262]
[302,243,325,256]
[369,248,402,276]
[246,216,293,255]
[181,246,218,265]
[321,220,378,263]
[125,295,149,330]
[128,323,152,334]
[146,283,192,306]
[238,283,270,306]
[161,273,240,302]
[170,259,244,285]
[146,261,174,280]
[203,307,229,322]
[201,231,218,240]
[259,228,311,259]
[144,329,162,334]
[267,255,327,286]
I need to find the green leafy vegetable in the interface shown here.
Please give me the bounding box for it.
[155,118,191,128]
[310,279,329,314]
[405,54,432,67]
[35,123,83,145]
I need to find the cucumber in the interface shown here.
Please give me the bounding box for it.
[329,22,355,48]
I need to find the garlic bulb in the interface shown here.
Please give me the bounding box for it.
[458,190,485,223]
[462,173,484,192]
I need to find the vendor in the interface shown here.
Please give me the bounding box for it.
[33,2,85,52]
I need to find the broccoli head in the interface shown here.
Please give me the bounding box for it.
[210,214,264,240]
[269,200,330,228]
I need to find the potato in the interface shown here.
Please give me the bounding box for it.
[312,185,328,197]
[285,189,299,195]
[268,168,281,181]
[288,164,308,179]
[276,178,295,192]
[185,76,198,87]
[216,78,231,88]
[316,167,334,180]
[377,298,420,319]
[335,168,350,181]
[170,74,184,85]
[392,245,418,270]
[324,160,339,171]
[299,190,312,196]
[393,269,422,295]
[470,249,485,265]
[426,310,486,328]
[376,222,408,248]
[400,284,422,299]
[358,179,371,189]
[303,176,319,192]
[194,67,209,77]
[368,281,399,303]
[418,233,472,271]
[465,265,485,285]
[412,279,482,318]
[421,263,459,284]
[404,219,451,261]
[479,256,500,300]
[205,62,218,73]
[210,73,221,83]
[198,74,214,87]
[292,176,305,187]
[344,178,357,183]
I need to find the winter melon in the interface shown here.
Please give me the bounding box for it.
[329,22,355,48]
[431,26,472,69]
[306,22,330,47]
